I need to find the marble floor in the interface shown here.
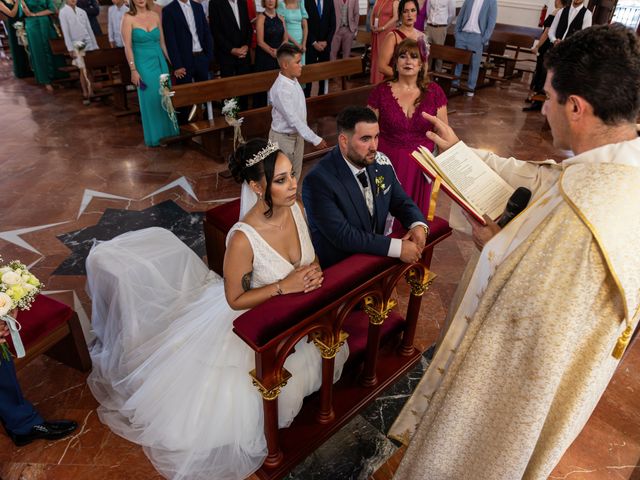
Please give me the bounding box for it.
[0,56,638,480]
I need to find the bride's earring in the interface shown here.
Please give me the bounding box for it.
[258,192,263,200]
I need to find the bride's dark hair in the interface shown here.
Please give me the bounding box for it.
[228,138,281,218]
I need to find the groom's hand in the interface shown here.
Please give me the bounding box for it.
[400,240,422,264]
[403,225,427,250]
[0,322,9,345]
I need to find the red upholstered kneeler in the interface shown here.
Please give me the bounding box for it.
[7,294,92,372]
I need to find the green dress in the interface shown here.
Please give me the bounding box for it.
[23,0,66,84]
[277,1,308,64]
[132,27,179,146]
[1,0,32,78]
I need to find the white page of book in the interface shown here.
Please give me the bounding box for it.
[435,142,514,220]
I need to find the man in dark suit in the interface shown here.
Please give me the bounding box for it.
[209,0,253,109]
[302,106,428,268]
[162,0,214,124]
[304,0,336,96]
[0,322,77,446]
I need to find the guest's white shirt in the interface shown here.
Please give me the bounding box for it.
[462,0,485,34]
[269,73,322,146]
[178,0,203,52]
[342,154,427,258]
[228,0,241,28]
[107,3,128,47]
[59,4,98,52]
[427,0,455,26]
[548,3,592,42]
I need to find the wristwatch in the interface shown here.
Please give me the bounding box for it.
[418,224,429,238]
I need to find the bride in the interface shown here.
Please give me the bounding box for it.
[86,139,350,480]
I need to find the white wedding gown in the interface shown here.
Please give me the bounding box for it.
[86,202,349,480]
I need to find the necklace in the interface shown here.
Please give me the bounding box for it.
[262,214,287,230]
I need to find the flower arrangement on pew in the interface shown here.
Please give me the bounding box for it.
[159,73,179,131]
[0,259,43,363]
[222,97,244,149]
[13,21,30,64]
[72,40,93,97]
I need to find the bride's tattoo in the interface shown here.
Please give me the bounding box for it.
[241,271,253,292]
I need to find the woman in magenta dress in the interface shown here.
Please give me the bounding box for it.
[368,37,448,218]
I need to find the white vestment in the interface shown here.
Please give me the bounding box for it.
[389,137,640,479]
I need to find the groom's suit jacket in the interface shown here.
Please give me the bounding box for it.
[302,146,425,268]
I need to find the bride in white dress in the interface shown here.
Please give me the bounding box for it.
[86,139,349,480]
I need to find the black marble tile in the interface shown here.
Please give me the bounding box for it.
[285,415,397,480]
[54,200,205,275]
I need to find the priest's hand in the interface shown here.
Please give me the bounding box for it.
[422,112,459,152]
[465,212,501,250]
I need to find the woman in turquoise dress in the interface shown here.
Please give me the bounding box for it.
[277,0,307,64]
[121,0,179,146]
[21,0,66,89]
[0,0,32,78]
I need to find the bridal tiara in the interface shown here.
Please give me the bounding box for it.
[245,141,280,168]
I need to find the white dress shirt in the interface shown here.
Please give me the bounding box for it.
[462,0,485,34]
[427,0,455,26]
[59,4,98,52]
[107,3,128,47]
[178,0,204,52]
[228,0,241,28]
[269,73,322,146]
[548,4,592,42]
[342,155,427,259]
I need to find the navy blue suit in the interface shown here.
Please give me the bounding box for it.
[302,147,425,268]
[162,0,213,121]
[0,357,42,436]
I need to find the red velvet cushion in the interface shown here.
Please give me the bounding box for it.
[233,254,398,349]
[343,310,405,365]
[205,198,241,233]
[6,294,73,355]
[427,216,452,244]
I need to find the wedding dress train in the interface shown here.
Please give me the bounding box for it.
[86,202,349,480]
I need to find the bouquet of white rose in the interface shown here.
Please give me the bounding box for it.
[159,73,178,130]
[13,21,31,65]
[0,259,43,362]
[222,97,244,149]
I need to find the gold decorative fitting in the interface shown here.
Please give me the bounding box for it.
[363,296,398,325]
[249,368,292,400]
[405,267,436,296]
[312,330,349,359]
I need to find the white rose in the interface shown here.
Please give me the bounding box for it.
[23,283,36,292]
[0,292,13,316]
[0,267,11,274]
[1,271,21,286]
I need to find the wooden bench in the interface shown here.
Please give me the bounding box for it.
[203,198,452,479]
[428,44,473,96]
[486,30,536,80]
[162,56,366,158]
[84,47,135,111]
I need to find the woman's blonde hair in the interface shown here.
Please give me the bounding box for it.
[392,38,430,106]
[127,0,154,16]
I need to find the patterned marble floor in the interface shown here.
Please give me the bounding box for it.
[0,55,638,480]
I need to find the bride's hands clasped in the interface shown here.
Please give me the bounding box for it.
[280,263,323,294]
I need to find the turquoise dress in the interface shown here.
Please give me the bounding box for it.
[277,1,308,64]
[23,0,66,84]
[1,0,32,78]
[132,27,179,147]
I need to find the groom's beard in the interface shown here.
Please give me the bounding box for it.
[346,146,376,169]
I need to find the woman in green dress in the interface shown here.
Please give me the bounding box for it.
[21,0,66,89]
[277,0,308,64]
[0,0,32,78]
[121,0,179,146]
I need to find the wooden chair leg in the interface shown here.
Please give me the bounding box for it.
[45,313,92,372]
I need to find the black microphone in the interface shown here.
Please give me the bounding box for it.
[497,187,532,228]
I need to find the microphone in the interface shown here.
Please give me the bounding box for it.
[497,187,532,228]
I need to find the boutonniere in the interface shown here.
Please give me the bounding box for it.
[374,175,386,195]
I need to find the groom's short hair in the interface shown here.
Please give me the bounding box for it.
[337,106,378,135]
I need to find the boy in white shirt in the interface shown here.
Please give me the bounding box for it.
[108,0,128,47]
[268,43,327,179]
[58,0,98,103]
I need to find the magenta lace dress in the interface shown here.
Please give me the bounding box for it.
[368,80,447,218]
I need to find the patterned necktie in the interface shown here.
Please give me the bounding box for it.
[356,171,374,218]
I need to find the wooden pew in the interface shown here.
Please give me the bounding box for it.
[162,57,366,156]
[428,44,473,96]
[486,30,536,79]
[83,47,135,111]
[48,37,79,81]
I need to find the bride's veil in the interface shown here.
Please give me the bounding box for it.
[239,181,258,220]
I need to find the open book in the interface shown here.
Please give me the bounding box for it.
[412,142,514,225]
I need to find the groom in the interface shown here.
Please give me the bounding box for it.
[302,106,428,268]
